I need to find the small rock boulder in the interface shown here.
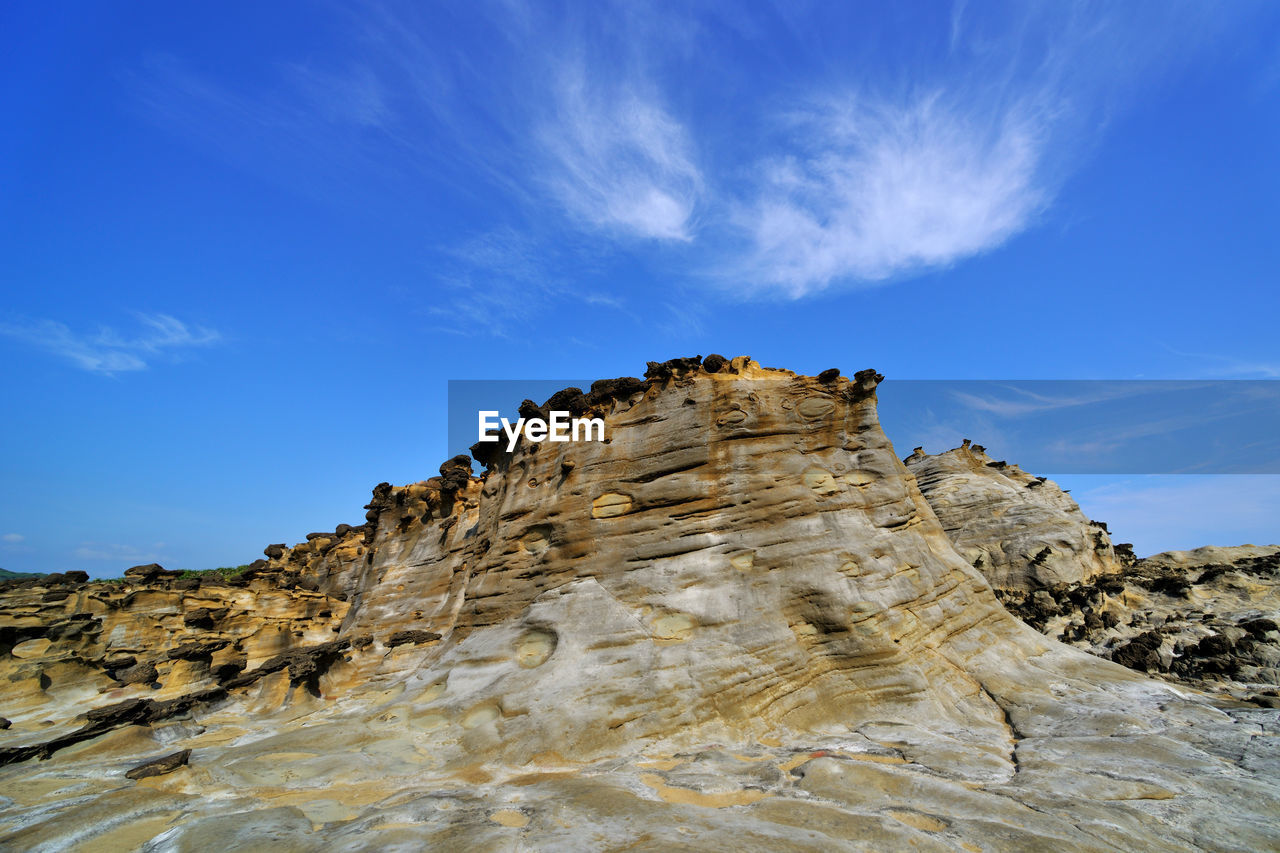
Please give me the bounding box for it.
[123,564,179,582]
[125,748,191,780]
[114,662,159,686]
[438,456,473,493]
[1112,631,1164,672]
[183,608,216,629]
[386,630,442,648]
[702,354,728,374]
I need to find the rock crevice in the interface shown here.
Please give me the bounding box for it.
[1,359,1277,851]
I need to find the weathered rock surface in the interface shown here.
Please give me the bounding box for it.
[904,446,1280,704]
[996,546,1280,705]
[1,358,1278,852]
[0,565,349,765]
[1144,544,1280,571]
[904,442,1122,590]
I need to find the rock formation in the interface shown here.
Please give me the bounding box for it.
[995,545,1280,706]
[0,564,350,765]
[904,444,1280,706]
[904,442,1121,590]
[1144,544,1280,572]
[1,358,1278,851]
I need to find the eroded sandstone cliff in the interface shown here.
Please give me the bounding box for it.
[904,442,1122,590]
[904,444,1280,705]
[1,358,1278,852]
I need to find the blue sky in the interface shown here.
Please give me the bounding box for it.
[2,1,1279,575]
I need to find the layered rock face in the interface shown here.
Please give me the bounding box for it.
[0,565,349,758]
[904,445,1280,704]
[996,545,1280,705]
[904,442,1121,590]
[2,359,1279,852]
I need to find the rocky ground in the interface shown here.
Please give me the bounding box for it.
[992,546,1280,707]
[1,358,1278,852]
[904,443,1280,707]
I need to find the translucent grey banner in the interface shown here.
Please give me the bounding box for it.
[448,379,1280,474]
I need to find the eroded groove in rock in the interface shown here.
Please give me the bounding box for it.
[0,358,1277,851]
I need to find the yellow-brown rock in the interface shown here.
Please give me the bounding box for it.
[905,444,1280,703]
[0,358,1277,851]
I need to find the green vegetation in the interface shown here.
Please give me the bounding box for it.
[176,564,253,580]
[0,568,39,580]
[3,565,254,584]
[83,564,255,584]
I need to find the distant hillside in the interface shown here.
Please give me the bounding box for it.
[0,569,39,580]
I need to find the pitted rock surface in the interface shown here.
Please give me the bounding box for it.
[0,360,1278,852]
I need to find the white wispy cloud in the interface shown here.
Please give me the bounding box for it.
[425,227,624,337]
[1069,475,1280,556]
[736,90,1047,296]
[536,65,703,241]
[2,534,23,544]
[1159,343,1280,379]
[126,1,1269,306]
[938,380,1279,473]
[0,313,220,374]
[949,383,1185,418]
[427,229,553,337]
[286,62,392,129]
[73,542,168,563]
[719,0,1266,297]
[1041,400,1280,473]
